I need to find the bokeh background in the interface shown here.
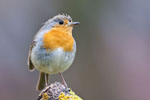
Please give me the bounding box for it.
[0,0,149,100]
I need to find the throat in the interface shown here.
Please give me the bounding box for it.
[43,27,74,52]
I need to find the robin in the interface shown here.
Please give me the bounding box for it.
[27,14,80,91]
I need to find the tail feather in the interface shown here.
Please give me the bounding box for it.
[45,73,49,86]
[36,72,46,91]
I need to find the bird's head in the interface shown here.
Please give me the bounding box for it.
[42,14,80,34]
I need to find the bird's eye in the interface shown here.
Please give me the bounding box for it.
[59,20,64,25]
[69,19,72,22]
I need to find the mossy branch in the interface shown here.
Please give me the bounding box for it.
[37,82,83,100]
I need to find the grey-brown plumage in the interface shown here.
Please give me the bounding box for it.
[27,41,36,71]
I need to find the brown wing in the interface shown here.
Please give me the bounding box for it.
[27,40,36,71]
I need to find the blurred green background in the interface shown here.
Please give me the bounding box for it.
[0,0,149,100]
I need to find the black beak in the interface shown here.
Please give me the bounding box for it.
[70,22,80,26]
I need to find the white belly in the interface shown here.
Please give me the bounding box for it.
[31,45,76,74]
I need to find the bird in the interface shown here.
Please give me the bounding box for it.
[27,14,80,91]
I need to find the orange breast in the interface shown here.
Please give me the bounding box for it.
[43,26,74,52]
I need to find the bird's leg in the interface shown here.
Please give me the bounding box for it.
[45,74,49,86]
[59,72,68,88]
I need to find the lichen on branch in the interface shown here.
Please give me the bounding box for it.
[37,82,82,100]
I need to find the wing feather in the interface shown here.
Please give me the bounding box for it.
[27,41,36,71]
